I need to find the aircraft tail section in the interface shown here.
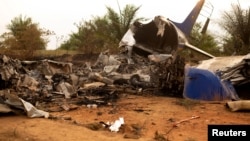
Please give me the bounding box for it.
[172,0,205,36]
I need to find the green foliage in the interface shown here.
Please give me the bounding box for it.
[0,15,51,58]
[0,15,51,59]
[189,22,221,56]
[60,17,110,53]
[60,4,142,53]
[219,3,250,55]
[221,35,246,56]
[105,4,142,40]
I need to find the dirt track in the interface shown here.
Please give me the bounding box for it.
[1,94,250,141]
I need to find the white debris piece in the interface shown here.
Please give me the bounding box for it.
[20,98,49,118]
[109,117,125,132]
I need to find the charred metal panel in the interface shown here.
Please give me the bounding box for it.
[120,16,179,57]
[132,16,178,55]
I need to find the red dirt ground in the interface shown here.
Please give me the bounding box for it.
[1,94,249,141]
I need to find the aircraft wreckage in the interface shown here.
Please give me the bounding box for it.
[1,0,250,117]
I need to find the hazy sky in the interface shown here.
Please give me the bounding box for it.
[0,0,249,50]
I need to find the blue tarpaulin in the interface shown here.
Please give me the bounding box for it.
[183,66,239,101]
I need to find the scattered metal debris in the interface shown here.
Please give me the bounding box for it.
[1,48,187,116]
[0,0,249,116]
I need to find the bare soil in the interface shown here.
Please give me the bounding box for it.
[1,94,250,141]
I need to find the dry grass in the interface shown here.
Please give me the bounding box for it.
[174,98,200,110]
[0,49,78,60]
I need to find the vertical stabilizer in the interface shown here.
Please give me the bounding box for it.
[172,0,205,36]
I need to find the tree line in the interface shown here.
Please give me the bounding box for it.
[0,2,249,59]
